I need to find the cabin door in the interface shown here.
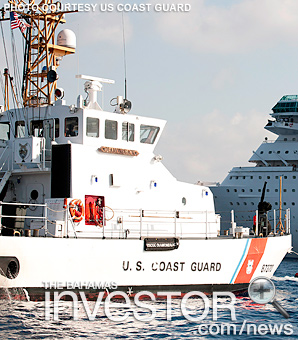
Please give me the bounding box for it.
[25,183,45,228]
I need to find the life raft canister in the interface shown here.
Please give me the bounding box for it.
[69,199,84,222]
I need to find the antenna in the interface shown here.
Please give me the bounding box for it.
[121,12,127,99]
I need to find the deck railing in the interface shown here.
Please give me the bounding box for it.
[0,201,291,239]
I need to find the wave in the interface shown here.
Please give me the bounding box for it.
[272,275,298,282]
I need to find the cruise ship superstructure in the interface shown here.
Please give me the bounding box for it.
[210,95,298,255]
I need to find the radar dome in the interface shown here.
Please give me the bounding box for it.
[57,29,76,49]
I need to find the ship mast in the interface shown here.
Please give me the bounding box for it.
[1,1,76,107]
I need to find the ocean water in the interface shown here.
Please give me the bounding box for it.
[0,259,297,339]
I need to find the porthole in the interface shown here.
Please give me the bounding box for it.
[226,189,230,192]
[284,176,287,179]
[30,190,38,200]
[182,197,186,205]
[267,176,270,179]
[275,189,278,192]
[283,202,287,206]
[292,202,296,206]
[284,189,287,192]
[236,202,240,205]
[250,176,253,179]
[258,189,261,192]
[230,202,233,206]
[234,189,237,192]
[259,176,262,179]
[285,151,289,154]
[244,202,247,206]
[293,176,296,179]
[260,151,264,154]
[292,189,296,192]
[277,151,280,154]
[242,189,245,192]
[269,151,272,154]
[251,202,255,205]
[250,189,253,192]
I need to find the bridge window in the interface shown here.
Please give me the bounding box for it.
[122,122,134,142]
[140,125,160,144]
[105,120,118,140]
[0,122,10,140]
[31,120,43,137]
[15,121,25,138]
[86,117,99,138]
[65,117,78,137]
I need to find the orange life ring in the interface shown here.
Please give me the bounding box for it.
[69,199,84,222]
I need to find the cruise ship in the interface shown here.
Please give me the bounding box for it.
[209,95,298,256]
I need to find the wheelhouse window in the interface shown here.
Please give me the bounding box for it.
[65,117,78,137]
[140,125,160,144]
[122,122,134,141]
[86,117,99,137]
[105,120,117,140]
[15,121,25,138]
[31,120,43,137]
[0,122,10,140]
[54,118,60,138]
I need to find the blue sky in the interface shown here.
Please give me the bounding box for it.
[2,0,298,183]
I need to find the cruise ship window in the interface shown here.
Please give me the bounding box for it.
[250,176,253,179]
[140,125,160,144]
[277,151,280,154]
[292,202,296,206]
[236,202,240,205]
[15,121,25,138]
[266,189,270,192]
[275,202,278,206]
[275,176,278,179]
[260,151,264,154]
[292,189,296,192]
[258,189,261,192]
[230,202,233,206]
[267,176,270,179]
[284,176,287,179]
[105,120,118,140]
[250,189,253,192]
[0,122,10,140]
[234,189,237,192]
[122,122,135,142]
[230,176,232,180]
[259,176,262,179]
[284,189,287,192]
[243,176,246,179]
[65,117,79,137]
[293,176,296,179]
[283,202,287,205]
[275,189,278,192]
[86,117,99,137]
[269,151,272,154]
[226,189,230,192]
[241,189,245,192]
[244,202,247,205]
[251,202,254,205]
[285,151,289,154]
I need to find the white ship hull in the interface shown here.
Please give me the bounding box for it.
[0,234,291,300]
